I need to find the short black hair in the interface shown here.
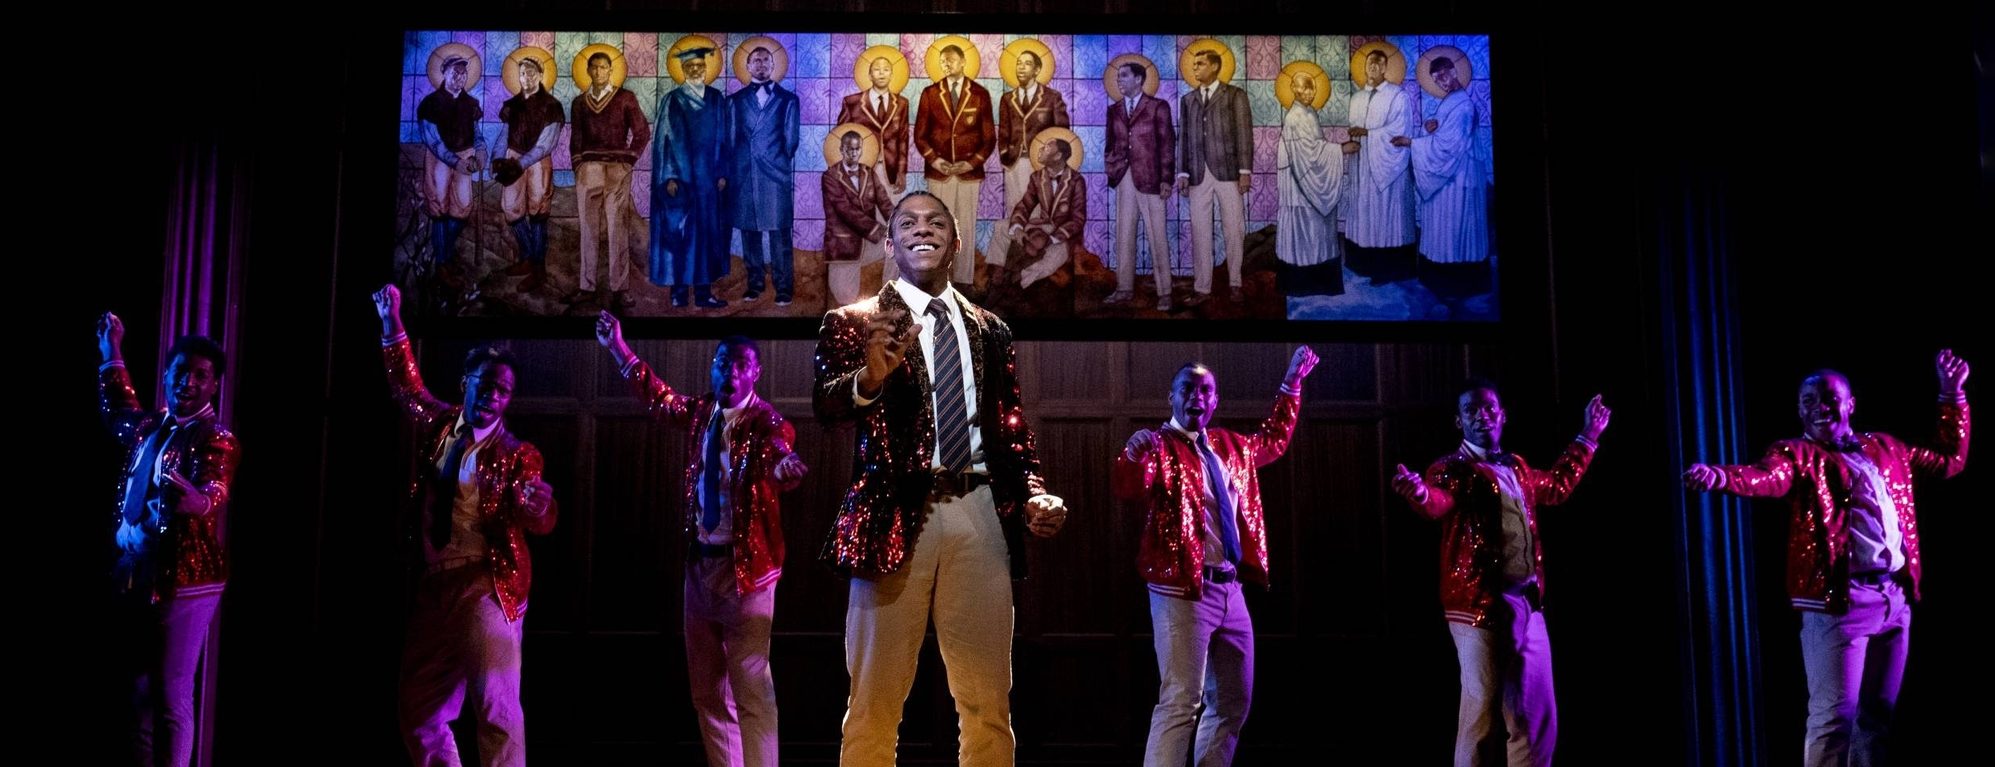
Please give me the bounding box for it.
[1457,376,1499,401]
[716,336,760,360]
[169,335,227,377]
[463,345,518,377]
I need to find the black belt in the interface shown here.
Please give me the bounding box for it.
[689,541,732,558]
[1204,565,1239,584]
[1851,571,1896,586]
[930,470,991,498]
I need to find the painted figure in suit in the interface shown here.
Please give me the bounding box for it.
[984,48,1070,286]
[1001,137,1086,291]
[727,45,802,305]
[822,129,895,306]
[1103,60,1177,309]
[838,55,912,195]
[913,45,996,291]
[1175,48,1254,305]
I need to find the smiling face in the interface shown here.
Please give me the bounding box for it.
[1797,372,1855,444]
[164,353,219,418]
[887,193,957,288]
[1456,387,1505,451]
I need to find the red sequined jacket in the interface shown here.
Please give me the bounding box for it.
[100,363,239,599]
[620,359,798,595]
[1404,439,1596,628]
[384,338,556,622]
[1112,391,1300,600]
[813,284,1046,579]
[1711,400,1968,613]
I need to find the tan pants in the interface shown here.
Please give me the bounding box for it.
[398,565,527,767]
[424,152,476,219]
[1114,178,1173,295]
[840,486,1014,766]
[575,161,634,292]
[982,160,1034,266]
[499,152,552,220]
[926,175,983,286]
[1187,173,1245,296]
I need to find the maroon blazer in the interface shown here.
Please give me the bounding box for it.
[820,164,892,262]
[1106,93,1177,195]
[1006,167,1086,262]
[914,78,996,182]
[997,84,1070,168]
[837,90,911,187]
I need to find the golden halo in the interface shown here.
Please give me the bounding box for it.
[1102,53,1162,99]
[822,123,882,168]
[1275,61,1331,111]
[426,43,483,90]
[852,45,911,93]
[1349,40,1408,88]
[570,43,628,91]
[923,35,982,82]
[1178,39,1237,89]
[732,36,790,86]
[663,35,724,86]
[1415,45,1473,99]
[998,38,1056,88]
[1027,126,1085,172]
[500,47,556,96]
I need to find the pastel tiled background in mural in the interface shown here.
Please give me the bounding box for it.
[401,30,1492,281]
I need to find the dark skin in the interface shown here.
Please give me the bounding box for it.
[97,312,219,514]
[1682,350,1971,491]
[856,194,1068,536]
[1392,391,1611,504]
[372,283,555,516]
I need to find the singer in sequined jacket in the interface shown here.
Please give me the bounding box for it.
[619,355,798,595]
[1404,439,1596,628]
[1709,399,1968,612]
[100,363,239,599]
[383,337,556,622]
[1112,389,1299,599]
[812,283,1047,579]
